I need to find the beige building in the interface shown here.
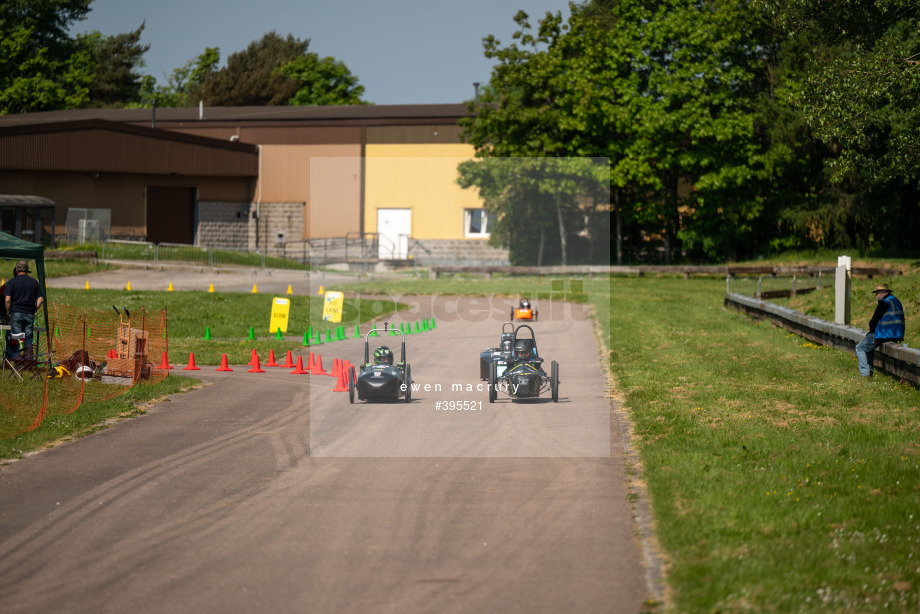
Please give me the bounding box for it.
[0,105,508,266]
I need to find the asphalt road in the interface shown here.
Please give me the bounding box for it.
[0,287,649,613]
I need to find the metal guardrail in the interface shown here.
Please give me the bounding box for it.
[724,292,920,384]
[428,264,904,279]
[726,274,822,299]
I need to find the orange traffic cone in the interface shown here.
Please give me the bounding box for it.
[265,349,279,367]
[329,358,341,378]
[216,353,233,372]
[183,352,200,371]
[333,363,349,391]
[291,355,309,374]
[248,353,265,373]
[306,352,315,371]
[311,354,327,375]
[248,348,258,366]
[281,350,295,368]
[158,351,173,370]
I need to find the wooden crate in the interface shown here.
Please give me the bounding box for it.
[117,326,148,360]
[107,357,143,378]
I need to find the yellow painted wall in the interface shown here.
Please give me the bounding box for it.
[364,143,482,239]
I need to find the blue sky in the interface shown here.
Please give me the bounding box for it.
[73,0,573,106]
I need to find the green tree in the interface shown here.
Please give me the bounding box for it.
[760,0,920,183]
[459,9,612,265]
[78,22,150,107]
[135,47,220,108]
[278,53,367,106]
[0,0,93,113]
[200,32,307,106]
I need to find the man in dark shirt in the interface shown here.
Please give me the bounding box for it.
[855,283,905,378]
[3,260,43,360]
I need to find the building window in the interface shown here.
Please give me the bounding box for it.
[464,208,491,238]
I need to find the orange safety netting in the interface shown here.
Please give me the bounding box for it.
[0,303,169,439]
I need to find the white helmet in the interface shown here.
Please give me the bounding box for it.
[75,365,94,379]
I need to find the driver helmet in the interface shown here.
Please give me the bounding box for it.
[374,346,394,366]
[512,339,533,362]
[520,298,531,310]
[500,339,513,353]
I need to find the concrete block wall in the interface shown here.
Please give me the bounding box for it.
[196,201,250,249]
[408,239,509,266]
[249,202,305,251]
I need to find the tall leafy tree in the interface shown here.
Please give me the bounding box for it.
[759,1,920,183]
[78,22,150,107]
[277,53,367,106]
[135,47,220,108]
[0,0,93,113]
[459,10,612,265]
[200,32,307,106]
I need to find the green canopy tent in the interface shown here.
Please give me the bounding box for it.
[0,231,52,356]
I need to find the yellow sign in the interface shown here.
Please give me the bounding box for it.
[322,291,344,323]
[269,297,291,333]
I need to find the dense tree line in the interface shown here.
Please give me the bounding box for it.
[0,1,366,113]
[459,0,920,264]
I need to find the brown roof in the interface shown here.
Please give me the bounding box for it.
[0,104,471,129]
[0,118,258,153]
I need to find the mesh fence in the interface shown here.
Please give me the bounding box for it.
[0,303,169,439]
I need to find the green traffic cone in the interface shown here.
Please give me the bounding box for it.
[429,317,436,329]
[338,325,346,340]
[370,327,379,337]
[314,330,323,344]
[326,329,333,342]
[248,326,255,341]
[354,324,360,338]
[414,321,421,333]
[302,331,310,346]
[275,327,284,340]
[421,320,429,332]
[306,326,312,340]
[204,327,212,340]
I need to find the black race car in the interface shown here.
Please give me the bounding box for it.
[349,322,412,403]
[488,324,559,403]
[479,321,515,380]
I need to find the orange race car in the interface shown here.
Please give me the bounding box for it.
[511,298,538,321]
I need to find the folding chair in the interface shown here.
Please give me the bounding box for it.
[2,332,27,380]
[2,330,52,381]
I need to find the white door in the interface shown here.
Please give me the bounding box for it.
[377,208,411,259]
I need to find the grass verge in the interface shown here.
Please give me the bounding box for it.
[0,375,201,461]
[42,288,406,365]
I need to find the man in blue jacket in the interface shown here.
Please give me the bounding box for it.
[855,284,905,378]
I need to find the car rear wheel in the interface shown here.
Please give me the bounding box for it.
[551,361,559,403]
[348,366,355,404]
[404,365,412,403]
[488,362,497,403]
